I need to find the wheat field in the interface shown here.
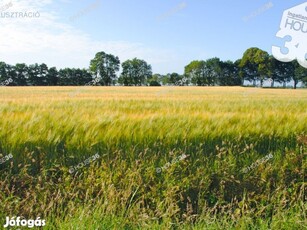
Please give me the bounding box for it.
[0,87,306,229]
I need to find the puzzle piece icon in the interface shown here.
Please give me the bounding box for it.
[272,2,307,68]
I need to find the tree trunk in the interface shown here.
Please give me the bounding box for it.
[294,80,297,89]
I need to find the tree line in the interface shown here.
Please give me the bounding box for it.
[1,48,306,88]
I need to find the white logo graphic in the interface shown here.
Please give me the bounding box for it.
[272,2,307,68]
[3,216,46,228]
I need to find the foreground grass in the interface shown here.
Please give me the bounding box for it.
[0,87,306,229]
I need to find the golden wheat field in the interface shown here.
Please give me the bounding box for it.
[0,86,306,229]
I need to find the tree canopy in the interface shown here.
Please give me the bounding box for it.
[119,58,152,86]
[89,51,120,86]
[0,48,306,88]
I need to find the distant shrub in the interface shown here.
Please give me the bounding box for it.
[149,81,161,86]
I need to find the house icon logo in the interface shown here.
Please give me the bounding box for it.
[272,2,307,68]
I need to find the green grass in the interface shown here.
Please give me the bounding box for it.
[0,86,306,229]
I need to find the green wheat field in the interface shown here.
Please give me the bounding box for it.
[0,87,306,229]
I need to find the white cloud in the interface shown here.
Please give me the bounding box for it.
[0,0,179,73]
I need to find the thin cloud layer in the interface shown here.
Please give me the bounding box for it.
[0,0,178,73]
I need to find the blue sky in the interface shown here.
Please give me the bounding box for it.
[0,0,305,74]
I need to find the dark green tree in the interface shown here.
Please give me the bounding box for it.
[58,68,74,86]
[269,57,292,87]
[0,62,9,84]
[219,60,241,86]
[38,63,48,86]
[27,63,49,86]
[184,60,205,86]
[204,58,221,86]
[169,72,182,85]
[90,51,120,86]
[119,58,152,86]
[185,58,221,86]
[5,64,17,86]
[46,67,59,86]
[14,63,28,86]
[293,61,307,89]
[240,47,270,87]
